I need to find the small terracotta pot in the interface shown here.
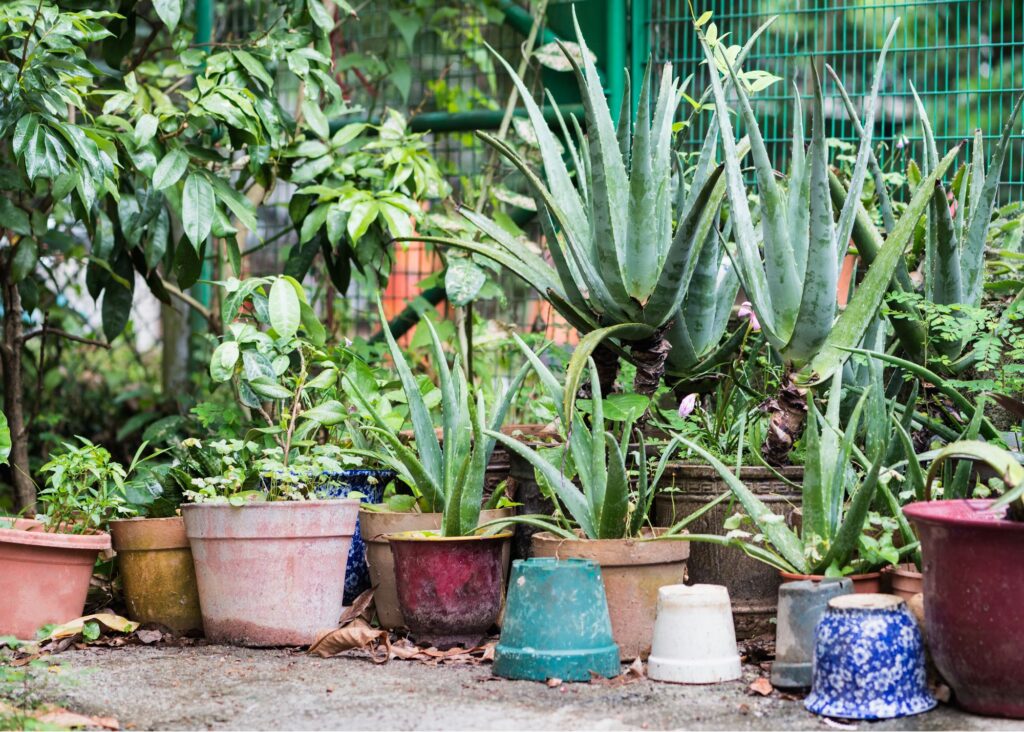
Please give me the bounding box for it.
[388,530,512,647]
[183,500,358,647]
[0,518,111,639]
[780,570,883,594]
[886,563,924,602]
[904,499,1024,718]
[531,528,689,660]
[360,507,511,629]
[110,517,202,634]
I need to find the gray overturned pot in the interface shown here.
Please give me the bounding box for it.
[771,578,853,690]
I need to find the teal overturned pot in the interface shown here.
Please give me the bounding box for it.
[494,558,620,682]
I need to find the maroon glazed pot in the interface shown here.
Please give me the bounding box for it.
[903,499,1024,718]
[388,530,511,648]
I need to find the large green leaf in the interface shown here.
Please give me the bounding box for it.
[182,173,214,250]
[268,277,300,339]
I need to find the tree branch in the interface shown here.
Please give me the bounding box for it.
[20,327,111,349]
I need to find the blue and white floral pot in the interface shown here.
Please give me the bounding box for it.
[805,593,936,720]
[319,470,396,605]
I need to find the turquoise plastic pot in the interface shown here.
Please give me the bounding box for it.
[494,558,620,682]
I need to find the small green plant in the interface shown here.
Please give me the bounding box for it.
[37,439,131,533]
[343,302,527,536]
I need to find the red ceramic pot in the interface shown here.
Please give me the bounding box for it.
[903,499,1024,718]
[388,530,511,648]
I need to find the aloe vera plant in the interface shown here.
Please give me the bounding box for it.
[411,14,757,397]
[699,19,962,462]
[342,302,528,537]
[924,440,1024,522]
[673,372,918,575]
[485,335,682,540]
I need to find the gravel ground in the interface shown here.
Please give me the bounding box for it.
[37,645,1019,731]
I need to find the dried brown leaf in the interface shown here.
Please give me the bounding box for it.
[339,588,375,626]
[308,619,390,663]
[748,677,774,696]
[546,677,563,688]
[136,629,163,644]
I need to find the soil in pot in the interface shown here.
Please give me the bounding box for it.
[780,571,883,594]
[110,516,202,634]
[531,528,689,661]
[388,530,512,648]
[654,463,802,638]
[903,499,1024,718]
[183,500,358,647]
[0,518,111,639]
[360,507,512,630]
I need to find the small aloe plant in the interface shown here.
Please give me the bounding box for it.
[343,302,528,537]
[924,441,1024,522]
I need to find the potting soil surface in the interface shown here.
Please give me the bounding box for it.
[34,645,1020,730]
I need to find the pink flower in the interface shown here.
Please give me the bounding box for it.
[738,301,761,331]
[678,393,699,419]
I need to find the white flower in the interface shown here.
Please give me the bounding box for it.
[678,392,699,419]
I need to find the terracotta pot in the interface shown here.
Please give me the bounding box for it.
[388,530,512,647]
[182,500,358,647]
[360,507,511,629]
[654,463,803,638]
[780,571,883,594]
[903,499,1024,718]
[0,518,111,639]
[886,563,924,602]
[532,528,689,660]
[110,517,202,634]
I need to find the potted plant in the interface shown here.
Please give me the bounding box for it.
[903,440,1024,718]
[672,374,918,593]
[343,303,525,644]
[182,276,360,647]
[1,438,119,639]
[487,348,691,661]
[109,441,204,634]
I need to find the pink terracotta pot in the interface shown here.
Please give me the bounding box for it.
[0,518,111,640]
[182,500,358,647]
[389,531,512,648]
[903,499,1024,718]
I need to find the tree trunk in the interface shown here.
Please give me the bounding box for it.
[631,329,672,399]
[0,260,34,513]
[587,343,621,400]
[762,379,808,467]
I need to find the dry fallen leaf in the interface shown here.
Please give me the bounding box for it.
[34,706,119,730]
[338,588,375,626]
[748,677,774,696]
[136,629,163,644]
[589,657,645,687]
[44,613,139,641]
[308,619,390,663]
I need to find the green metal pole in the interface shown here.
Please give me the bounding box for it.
[191,0,214,335]
[606,0,626,125]
[498,0,558,46]
[630,0,650,114]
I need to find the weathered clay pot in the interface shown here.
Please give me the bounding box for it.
[903,499,1024,718]
[0,518,111,639]
[182,500,358,647]
[360,507,512,629]
[780,571,883,594]
[388,530,512,648]
[504,425,562,561]
[654,463,803,638]
[110,516,202,634]
[531,528,689,660]
[886,563,924,601]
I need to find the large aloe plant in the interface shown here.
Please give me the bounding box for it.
[412,14,761,397]
[699,19,962,462]
[342,302,529,537]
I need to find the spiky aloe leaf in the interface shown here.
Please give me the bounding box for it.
[803,144,963,383]
[816,450,884,574]
[599,432,630,539]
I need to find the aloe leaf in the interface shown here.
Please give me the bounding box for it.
[698,35,777,343]
[488,430,597,539]
[563,322,653,421]
[786,85,811,282]
[587,361,608,533]
[931,182,966,357]
[681,117,720,213]
[416,232,560,299]
[454,392,488,536]
[834,20,899,259]
[376,299,443,489]
[546,89,587,207]
[817,450,883,573]
[616,68,632,167]
[926,441,1024,511]
[803,145,963,383]
[658,533,798,574]
[962,93,1024,307]
[802,394,827,543]
[483,358,533,466]
[422,317,459,497]
[477,514,578,540]
[598,432,630,539]
[672,435,808,573]
[783,66,836,365]
[680,224,727,356]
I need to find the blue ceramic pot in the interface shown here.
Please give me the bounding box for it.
[319,470,396,605]
[805,594,936,720]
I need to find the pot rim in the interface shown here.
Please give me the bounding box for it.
[903,498,1024,531]
[779,570,882,582]
[181,498,360,511]
[0,517,111,551]
[531,527,690,566]
[358,505,512,517]
[385,529,513,542]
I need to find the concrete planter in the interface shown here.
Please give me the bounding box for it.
[654,464,802,638]
[648,584,741,684]
[110,516,202,634]
[183,500,358,646]
[494,558,620,682]
[771,578,852,690]
[0,518,110,640]
[388,530,512,648]
[531,528,689,660]
[360,507,512,630]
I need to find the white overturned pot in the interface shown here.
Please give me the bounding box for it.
[648,584,741,684]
